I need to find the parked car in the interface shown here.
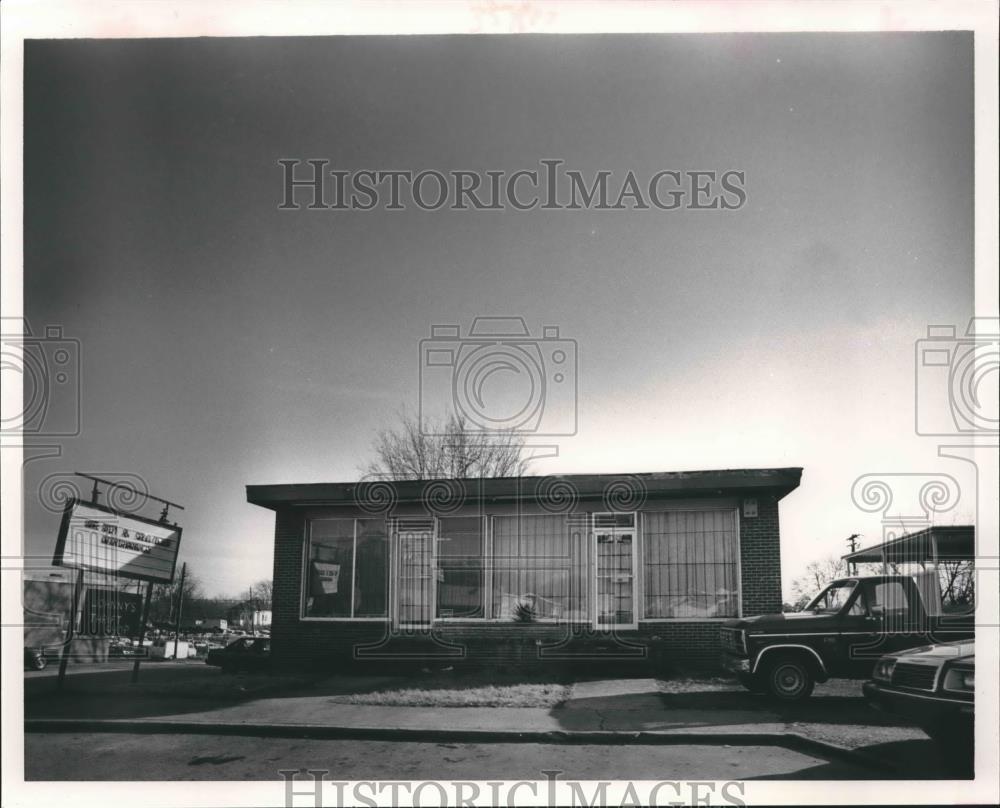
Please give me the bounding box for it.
[205,636,271,673]
[108,637,141,658]
[720,575,974,701]
[863,640,974,747]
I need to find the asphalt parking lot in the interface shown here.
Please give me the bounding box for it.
[24,733,879,781]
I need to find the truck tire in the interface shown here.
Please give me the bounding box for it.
[738,672,765,693]
[763,653,815,702]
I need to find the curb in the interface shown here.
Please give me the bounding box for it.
[24,719,891,772]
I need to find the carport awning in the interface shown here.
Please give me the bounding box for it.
[843,526,975,565]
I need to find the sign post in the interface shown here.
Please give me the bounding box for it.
[131,581,155,684]
[55,568,85,690]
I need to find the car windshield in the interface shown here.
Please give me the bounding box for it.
[806,581,857,614]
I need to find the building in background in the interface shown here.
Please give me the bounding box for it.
[225,604,272,632]
[247,468,802,668]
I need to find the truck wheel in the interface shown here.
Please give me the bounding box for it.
[764,654,815,701]
[32,654,48,671]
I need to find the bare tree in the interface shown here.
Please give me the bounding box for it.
[362,410,532,480]
[937,560,975,612]
[789,552,908,611]
[249,579,273,611]
[789,555,849,610]
[149,569,203,625]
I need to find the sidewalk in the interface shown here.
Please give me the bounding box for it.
[25,665,929,771]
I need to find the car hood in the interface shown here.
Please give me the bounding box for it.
[723,611,843,633]
[892,640,975,664]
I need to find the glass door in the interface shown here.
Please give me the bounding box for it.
[594,513,637,629]
[392,518,435,627]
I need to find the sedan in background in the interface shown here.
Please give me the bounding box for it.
[205,636,271,673]
[863,640,974,752]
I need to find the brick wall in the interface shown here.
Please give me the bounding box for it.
[738,496,783,616]
[270,506,308,665]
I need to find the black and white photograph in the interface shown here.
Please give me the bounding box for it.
[1,2,998,806]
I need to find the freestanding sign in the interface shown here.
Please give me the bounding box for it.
[53,499,182,583]
[51,485,185,688]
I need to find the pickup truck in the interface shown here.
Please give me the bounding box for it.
[720,575,974,701]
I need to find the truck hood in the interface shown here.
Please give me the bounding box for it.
[723,611,843,633]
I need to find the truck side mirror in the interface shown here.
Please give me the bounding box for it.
[870,604,885,618]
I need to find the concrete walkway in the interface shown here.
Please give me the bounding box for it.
[25,666,965,777]
[25,669,932,771]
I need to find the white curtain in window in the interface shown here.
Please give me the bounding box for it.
[491,515,590,621]
[643,510,738,618]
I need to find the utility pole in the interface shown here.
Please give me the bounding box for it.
[172,563,187,660]
[846,533,860,575]
[248,586,256,636]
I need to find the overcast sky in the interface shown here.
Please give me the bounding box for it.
[22,33,975,598]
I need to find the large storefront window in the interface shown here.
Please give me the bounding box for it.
[436,517,484,618]
[305,518,388,618]
[642,509,739,618]
[491,515,590,621]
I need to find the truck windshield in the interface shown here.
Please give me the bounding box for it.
[805,581,857,614]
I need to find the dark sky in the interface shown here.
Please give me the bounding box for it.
[23,33,974,596]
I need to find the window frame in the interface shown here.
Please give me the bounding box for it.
[298,504,745,625]
[593,511,639,630]
[638,506,742,622]
[434,515,488,622]
[300,516,390,623]
[486,512,593,624]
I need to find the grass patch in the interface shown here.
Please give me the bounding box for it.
[656,676,740,694]
[329,681,571,708]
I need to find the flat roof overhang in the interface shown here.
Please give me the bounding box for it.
[246,467,803,511]
[842,525,975,565]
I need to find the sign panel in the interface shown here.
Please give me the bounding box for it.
[313,561,341,594]
[81,587,144,635]
[53,499,182,583]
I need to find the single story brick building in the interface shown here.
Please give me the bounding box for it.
[247,467,802,669]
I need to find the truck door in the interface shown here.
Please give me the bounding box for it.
[874,578,928,647]
[833,585,885,676]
